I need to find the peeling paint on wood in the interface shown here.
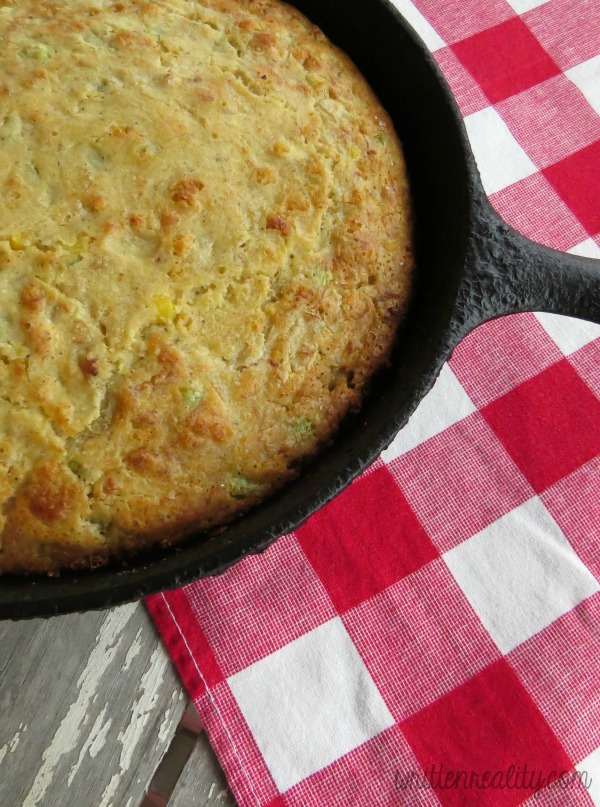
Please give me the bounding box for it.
[0,604,186,807]
[123,626,145,672]
[98,644,175,807]
[24,605,138,807]
[169,733,237,807]
[67,706,111,786]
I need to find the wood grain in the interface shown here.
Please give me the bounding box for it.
[0,603,186,807]
[169,735,237,807]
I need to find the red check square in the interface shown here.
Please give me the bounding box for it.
[542,457,600,582]
[185,533,337,677]
[415,0,515,44]
[482,359,600,493]
[496,75,600,169]
[452,17,560,104]
[297,467,439,614]
[508,594,600,764]
[389,413,533,553]
[449,314,563,407]
[489,173,589,251]
[402,659,573,807]
[543,141,600,236]
[344,560,500,721]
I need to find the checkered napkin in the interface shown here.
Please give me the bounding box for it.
[147,1,600,804]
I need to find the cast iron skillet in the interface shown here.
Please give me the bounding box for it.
[1,0,599,619]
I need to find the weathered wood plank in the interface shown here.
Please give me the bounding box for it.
[143,703,203,806]
[0,603,186,807]
[169,732,237,807]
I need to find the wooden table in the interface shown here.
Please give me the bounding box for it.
[0,603,237,806]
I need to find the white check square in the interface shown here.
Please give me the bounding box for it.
[568,238,600,260]
[535,312,600,356]
[505,0,550,12]
[567,55,600,116]
[228,618,394,792]
[577,746,600,806]
[444,498,599,654]
[381,364,475,462]
[464,106,538,194]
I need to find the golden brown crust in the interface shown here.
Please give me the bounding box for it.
[0,0,413,573]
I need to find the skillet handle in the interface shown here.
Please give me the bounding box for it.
[451,199,600,344]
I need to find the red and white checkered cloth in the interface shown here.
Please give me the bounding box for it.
[147,1,600,804]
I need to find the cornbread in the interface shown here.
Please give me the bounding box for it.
[0,0,413,573]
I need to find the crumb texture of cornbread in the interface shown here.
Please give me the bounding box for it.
[0,0,413,573]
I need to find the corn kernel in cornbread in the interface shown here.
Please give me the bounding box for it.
[0,0,413,573]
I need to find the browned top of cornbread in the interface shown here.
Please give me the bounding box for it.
[0,0,413,574]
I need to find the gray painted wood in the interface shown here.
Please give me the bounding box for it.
[169,733,237,807]
[144,704,203,803]
[0,603,186,807]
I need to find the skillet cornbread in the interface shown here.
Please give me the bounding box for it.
[0,0,413,573]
